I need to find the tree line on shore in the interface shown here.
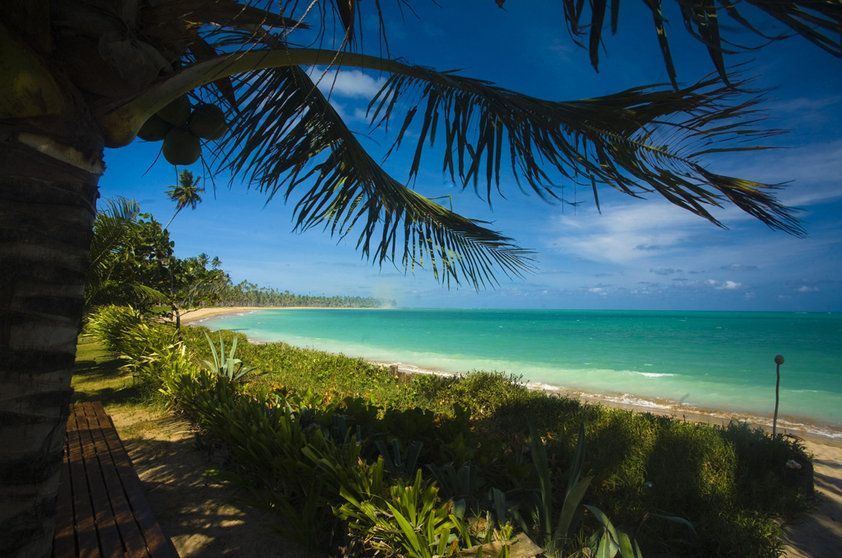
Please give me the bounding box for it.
[215,281,390,309]
[86,197,392,322]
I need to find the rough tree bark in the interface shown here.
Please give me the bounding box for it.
[0,140,101,557]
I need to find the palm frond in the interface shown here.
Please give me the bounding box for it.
[528,0,842,87]
[210,65,533,288]
[364,64,801,235]
[89,197,140,271]
[111,45,799,236]
[85,197,143,307]
[101,196,141,221]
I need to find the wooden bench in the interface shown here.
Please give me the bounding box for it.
[53,402,178,558]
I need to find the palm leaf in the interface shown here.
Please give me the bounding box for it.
[106,44,802,286]
[210,64,533,288]
[524,0,842,87]
[85,197,142,306]
[365,63,801,234]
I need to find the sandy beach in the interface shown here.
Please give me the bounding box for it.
[179,305,368,324]
[180,306,279,324]
[184,305,842,555]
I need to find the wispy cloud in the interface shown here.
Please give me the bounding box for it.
[766,95,842,125]
[706,279,742,290]
[552,202,731,264]
[714,140,842,207]
[308,67,386,99]
[651,267,682,275]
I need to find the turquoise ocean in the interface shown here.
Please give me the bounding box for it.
[202,309,842,438]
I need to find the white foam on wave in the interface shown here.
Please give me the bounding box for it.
[390,365,842,440]
[634,372,676,378]
[600,393,674,410]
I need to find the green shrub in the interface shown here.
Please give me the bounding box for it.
[86,305,145,353]
[722,421,812,514]
[88,304,186,393]
[125,337,193,395]
[410,371,531,418]
[169,372,348,549]
[646,421,737,512]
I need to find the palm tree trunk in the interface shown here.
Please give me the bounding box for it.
[0,141,100,557]
[164,208,181,231]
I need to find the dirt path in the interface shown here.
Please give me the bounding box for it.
[107,405,319,557]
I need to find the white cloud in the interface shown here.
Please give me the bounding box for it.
[797,285,820,293]
[307,67,386,99]
[705,279,741,290]
[553,202,711,264]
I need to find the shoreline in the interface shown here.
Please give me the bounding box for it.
[180,305,387,324]
[371,359,842,448]
[189,307,842,446]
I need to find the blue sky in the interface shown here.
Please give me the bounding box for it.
[100,1,842,310]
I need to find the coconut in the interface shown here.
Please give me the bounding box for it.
[188,103,228,140]
[157,96,191,126]
[137,115,172,141]
[162,128,201,165]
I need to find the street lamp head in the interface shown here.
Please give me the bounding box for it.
[774,354,785,365]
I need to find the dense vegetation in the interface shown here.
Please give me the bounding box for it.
[87,305,813,558]
[86,198,391,317]
[214,281,389,309]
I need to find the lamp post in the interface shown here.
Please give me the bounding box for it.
[773,354,784,436]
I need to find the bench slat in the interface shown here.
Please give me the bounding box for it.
[66,411,101,558]
[85,403,177,558]
[83,407,150,557]
[54,403,177,558]
[76,408,128,558]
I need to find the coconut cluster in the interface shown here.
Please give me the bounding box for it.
[137,96,228,165]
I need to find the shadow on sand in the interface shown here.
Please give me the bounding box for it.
[121,421,318,558]
[783,457,842,556]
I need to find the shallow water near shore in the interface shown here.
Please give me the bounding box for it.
[202,308,842,438]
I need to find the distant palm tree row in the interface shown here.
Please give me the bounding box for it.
[214,280,392,308]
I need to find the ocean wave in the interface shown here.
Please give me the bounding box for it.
[634,372,676,378]
[383,365,842,441]
[599,393,674,410]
